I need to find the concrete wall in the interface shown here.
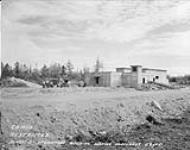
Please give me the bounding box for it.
[101,72,111,87]
[89,67,168,88]
[129,66,142,88]
[136,66,142,85]
[89,72,111,87]
[89,72,122,87]
[110,72,122,87]
[121,67,168,87]
[116,68,131,73]
[141,70,168,84]
[121,73,138,88]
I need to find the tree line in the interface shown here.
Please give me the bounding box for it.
[168,75,190,85]
[1,58,103,85]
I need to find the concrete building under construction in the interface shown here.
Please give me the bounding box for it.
[89,65,168,88]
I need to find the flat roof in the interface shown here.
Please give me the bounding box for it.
[130,65,142,67]
[142,68,167,72]
[116,67,131,70]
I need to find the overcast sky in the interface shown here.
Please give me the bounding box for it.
[1,0,190,75]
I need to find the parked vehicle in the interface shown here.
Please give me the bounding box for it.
[42,78,70,88]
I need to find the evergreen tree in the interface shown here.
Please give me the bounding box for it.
[66,60,74,79]
[14,62,20,78]
[41,65,49,79]
[82,67,90,84]
[1,62,4,79]
[1,63,13,78]
[61,65,66,76]
[20,64,29,80]
[49,63,62,78]
[31,68,42,84]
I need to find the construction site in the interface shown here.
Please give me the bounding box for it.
[89,65,169,89]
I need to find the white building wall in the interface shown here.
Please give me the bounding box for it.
[101,72,111,87]
[110,72,122,87]
[89,72,111,87]
[141,70,168,84]
[121,73,138,88]
[89,67,168,87]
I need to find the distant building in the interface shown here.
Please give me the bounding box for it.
[89,65,168,88]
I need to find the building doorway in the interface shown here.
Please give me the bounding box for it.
[142,78,146,84]
[95,76,100,85]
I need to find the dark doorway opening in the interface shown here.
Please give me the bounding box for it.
[132,66,137,72]
[142,78,146,84]
[153,78,155,82]
[155,76,159,79]
[95,77,100,85]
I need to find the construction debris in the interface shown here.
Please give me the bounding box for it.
[146,115,163,125]
[139,82,175,91]
[151,100,162,111]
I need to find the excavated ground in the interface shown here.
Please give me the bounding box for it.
[1,87,190,150]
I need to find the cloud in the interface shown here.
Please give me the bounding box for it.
[18,16,48,25]
[2,0,190,75]
[4,0,190,43]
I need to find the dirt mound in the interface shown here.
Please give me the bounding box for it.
[1,77,41,88]
[138,82,175,91]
